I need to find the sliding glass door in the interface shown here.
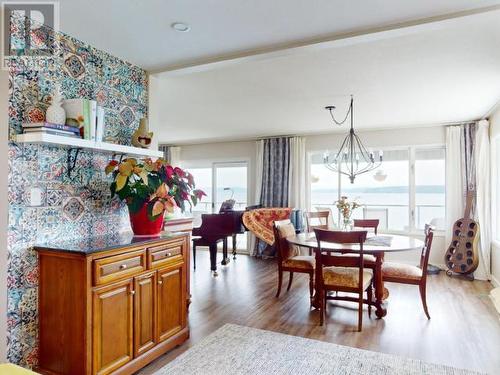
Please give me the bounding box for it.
[213,162,248,213]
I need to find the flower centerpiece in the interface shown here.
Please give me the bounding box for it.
[105,157,206,235]
[335,196,362,230]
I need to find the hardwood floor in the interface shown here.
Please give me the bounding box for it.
[139,251,500,374]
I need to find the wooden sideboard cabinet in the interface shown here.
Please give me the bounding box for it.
[35,232,190,375]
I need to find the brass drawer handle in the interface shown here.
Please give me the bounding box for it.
[119,264,128,270]
[130,290,135,296]
[158,281,163,285]
[166,252,172,257]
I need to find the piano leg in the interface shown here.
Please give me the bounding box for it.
[209,243,218,276]
[232,234,237,259]
[221,238,230,266]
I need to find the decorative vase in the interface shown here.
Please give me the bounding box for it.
[342,217,352,231]
[46,85,66,125]
[128,203,164,236]
[132,117,153,148]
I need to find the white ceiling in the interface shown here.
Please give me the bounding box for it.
[150,9,500,144]
[58,0,500,71]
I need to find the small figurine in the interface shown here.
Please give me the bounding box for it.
[45,84,66,125]
[132,117,153,148]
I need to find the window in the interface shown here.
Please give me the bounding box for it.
[415,148,446,230]
[310,146,445,233]
[185,167,212,213]
[185,162,249,250]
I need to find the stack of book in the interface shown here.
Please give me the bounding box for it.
[22,98,106,141]
[62,98,105,141]
[22,122,81,138]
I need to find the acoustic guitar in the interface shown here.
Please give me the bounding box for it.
[444,190,479,276]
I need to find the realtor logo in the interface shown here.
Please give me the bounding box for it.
[1,1,59,68]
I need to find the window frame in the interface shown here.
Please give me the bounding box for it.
[308,144,446,236]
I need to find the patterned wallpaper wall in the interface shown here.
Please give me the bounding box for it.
[7,19,148,366]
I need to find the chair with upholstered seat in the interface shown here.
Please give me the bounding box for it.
[382,225,434,319]
[353,219,379,235]
[273,220,315,302]
[314,229,373,331]
[305,211,330,232]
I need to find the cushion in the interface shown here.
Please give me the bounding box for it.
[283,255,315,270]
[323,267,373,290]
[277,222,301,259]
[382,262,423,280]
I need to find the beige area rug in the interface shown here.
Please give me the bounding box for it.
[155,324,484,375]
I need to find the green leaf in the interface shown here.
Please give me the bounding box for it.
[110,181,116,198]
[127,195,145,214]
[146,199,163,221]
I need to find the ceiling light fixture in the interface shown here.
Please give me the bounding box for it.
[171,22,190,32]
[323,95,383,183]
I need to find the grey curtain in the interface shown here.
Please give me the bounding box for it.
[461,123,476,197]
[260,137,291,207]
[159,144,170,161]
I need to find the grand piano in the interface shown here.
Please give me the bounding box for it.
[192,204,261,275]
[192,204,302,275]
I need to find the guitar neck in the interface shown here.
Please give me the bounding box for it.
[464,190,474,218]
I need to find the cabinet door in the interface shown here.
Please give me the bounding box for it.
[157,263,186,342]
[93,280,133,375]
[134,271,157,357]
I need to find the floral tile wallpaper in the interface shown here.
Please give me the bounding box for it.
[7,16,148,366]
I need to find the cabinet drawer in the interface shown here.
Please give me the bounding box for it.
[147,241,184,269]
[93,250,146,285]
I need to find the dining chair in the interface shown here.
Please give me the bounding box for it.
[353,219,380,235]
[273,220,315,303]
[382,224,434,319]
[314,229,373,331]
[305,211,330,232]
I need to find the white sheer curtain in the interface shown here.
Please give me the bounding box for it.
[169,146,182,167]
[474,120,491,280]
[288,136,307,210]
[249,140,265,255]
[445,122,491,280]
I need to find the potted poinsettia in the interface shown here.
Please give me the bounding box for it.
[105,157,206,235]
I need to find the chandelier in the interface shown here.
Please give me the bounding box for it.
[323,96,382,183]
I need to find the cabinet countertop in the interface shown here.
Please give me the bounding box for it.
[34,231,188,255]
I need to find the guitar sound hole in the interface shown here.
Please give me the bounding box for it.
[467,231,474,237]
[466,250,473,257]
[465,242,472,249]
[460,264,467,271]
[467,259,473,265]
[454,230,461,236]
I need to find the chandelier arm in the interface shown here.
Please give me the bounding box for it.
[353,133,373,163]
[332,135,349,161]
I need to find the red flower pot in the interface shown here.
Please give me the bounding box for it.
[128,203,164,236]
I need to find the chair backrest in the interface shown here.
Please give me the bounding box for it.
[314,229,368,291]
[420,224,435,276]
[305,211,330,232]
[273,219,299,263]
[353,219,380,235]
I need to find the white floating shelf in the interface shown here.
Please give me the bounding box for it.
[14,133,163,158]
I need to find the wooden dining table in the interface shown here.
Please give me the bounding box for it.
[287,232,424,318]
